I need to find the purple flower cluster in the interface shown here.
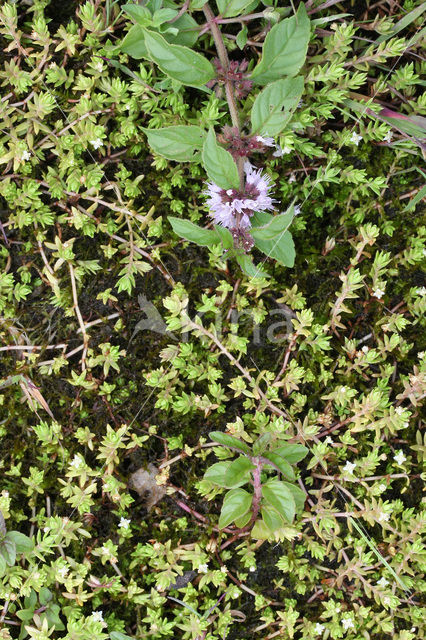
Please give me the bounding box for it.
[205,162,275,231]
[206,58,253,100]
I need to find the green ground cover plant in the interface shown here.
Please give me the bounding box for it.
[0,0,425,639]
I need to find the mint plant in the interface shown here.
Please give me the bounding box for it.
[203,431,308,539]
[120,1,311,274]
[0,0,424,638]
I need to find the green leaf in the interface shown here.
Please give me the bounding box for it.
[251,210,294,241]
[168,217,221,246]
[143,125,205,162]
[251,4,310,84]
[5,531,34,553]
[25,591,37,610]
[262,480,296,523]
[219,488,252,528]
[0,552,6,576]
[234,510,252,528]
[16,609,34,621]
[262,452,295,481]
[121,25,149,58]
[235,253,270,279]
[204,462,231,487]
[110,633,133,640]
[144,30,215,87]
[152,8,178,26]
[251,518,273,540]
[282,482,306,512]
[202,128,240,190]
[403,182,426,212]
[0,511,5,536]
[273,443,309,464]
[0,537,16,566]
[252,433,273,455]
[251,76,304,136]
[162,5,200,47]
[214,225,234,249]
[209,431,251,455]
[223,456,255,488]
[217,0,258,18]
[45,604,65,631]
[250,211,296,268]
[39,587,52,606]
[122,4,152,26]
[261,504,285,532]
[236,25,248,49]
[121,11,199,58]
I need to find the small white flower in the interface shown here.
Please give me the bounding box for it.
[20,150,31,162]
[57,566,69,578]
[95,62,103,72]
[372,287,385,299]
[378,511,390,522]
[416,287,426,296]
[119,517,131,529]
[350,131,362,146]
[314,623,325,634]
[256,135,275,147]
[273,145,291,157]
[101,545,110,556]
[92,610,104,623]
[343,461,356,475]
[383,595,391,606]
[342,617,354,630]
[383,130,393,143]
[70,455,82,468]
[361,345,369,353]
[43,527,50,533]
[289,173,296,183]
[377,577,388,588]
[395,406,404,415]
[220,565,227,574]
[3,491,9,498]
[394,450,406,465]
[90,138,104,150]
[198,563,209,574]
[403,421,409,429]
[378,484,387,493]
[249,565,256,572]
[418,351,425,359]
[340,386,347,393]
[325,436,333,445]
[294,204,301,216]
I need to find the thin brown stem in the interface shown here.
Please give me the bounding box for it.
[68,263,88,369]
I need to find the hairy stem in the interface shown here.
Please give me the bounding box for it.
[203,3,245,188]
